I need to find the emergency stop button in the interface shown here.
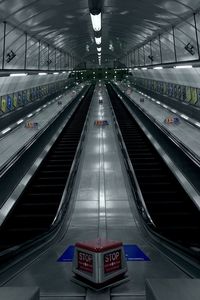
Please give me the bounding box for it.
[72,238,128,289]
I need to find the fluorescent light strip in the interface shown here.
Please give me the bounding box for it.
[27,113,33,117]
[142,67,147,70]
[162,104,168,109]
[97,47,101,52]
[180,114,189,120]
[53,72,59,75]
[10,73,27,77]
[171,109,177,113]
[90,12,101,32]
[153,66,163,70]
[174,65,193,69]
[195,122,200,127]
[95,37,101,45]
[17,119,24,125]
[38,72,47,76]
[2,127,11,134]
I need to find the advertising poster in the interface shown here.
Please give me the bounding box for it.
[35,86,39,99]
[181,86,186,101]
[147,80,150,90]
[154,81,157,91]
[174,85,177,99]
[167,83,170,96]
[22,90,27,105]
[18,92,22,106]
[1,96,6,112]
[197,89,200,106]
[163,82,167,95]
[27,89,31,102]
[157,81,160,93]
[7,95,13,110]
[151,80,154,91]
[186,86,191,102]
[190,88,198,105]
[13,94,18,108]
[29,88,33,101]
[168,83,172,97]
[160,82,164,95]
[177,85,182,100]
[32,88,37,100]
[39,86,42,97]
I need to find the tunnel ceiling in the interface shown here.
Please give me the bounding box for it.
[0,0,200,66]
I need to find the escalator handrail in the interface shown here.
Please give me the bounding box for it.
[112,83,200,211]
[107,84,156,228]
[52,85,95,225]
[114,83,200,168]
[0,85,94,261]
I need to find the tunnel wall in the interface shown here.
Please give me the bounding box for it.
[131,68,200,106]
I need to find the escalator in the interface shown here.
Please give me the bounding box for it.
[107,84,200,251]
[0,85,94,252]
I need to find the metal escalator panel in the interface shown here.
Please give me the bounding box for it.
[0,85,95,251]
[106,84,200,249]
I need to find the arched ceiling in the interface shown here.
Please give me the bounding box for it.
[0,0,200,66]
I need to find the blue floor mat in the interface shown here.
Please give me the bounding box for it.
[57,244,150,262]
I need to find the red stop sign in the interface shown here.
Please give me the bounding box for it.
[104,249,121,274]
[78,251,93,273]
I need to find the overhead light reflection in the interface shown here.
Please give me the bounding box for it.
[90,12,101,32]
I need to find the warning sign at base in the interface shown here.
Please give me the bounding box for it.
[77,251,93,273]
[104,249,121,274]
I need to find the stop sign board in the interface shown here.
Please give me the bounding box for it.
[104,249,121,274]
[77,251,93,273]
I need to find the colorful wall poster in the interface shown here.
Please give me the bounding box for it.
[190,88,198,105]
[17,92,22,106]
[27,89,31,102]
[181,86,186,101]
[174,84,177,99]
[32,88,36,100]
[22,90,27,105]
[177,85,182,100]
[160,82,164,94]
[197,89,200,106]
[168,83,173,97]
[163,82,167,95]
[7,95,13,110]
[13,93,18,108]
[186,86,191,102]
[1,96,6,112]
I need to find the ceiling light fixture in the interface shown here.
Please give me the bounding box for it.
[97,47,101,52]
[10,73,27,77]
[174,65,193,69]
[90,12,101,32]
[95,37,101,45]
